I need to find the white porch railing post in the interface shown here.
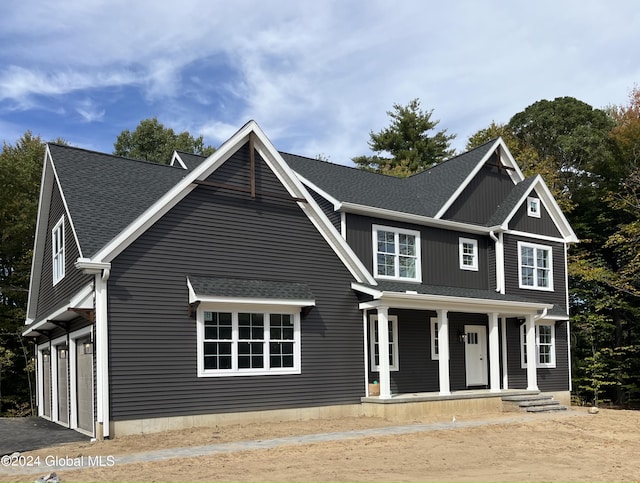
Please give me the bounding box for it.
[377,306,392,399]
[437,309,451,395]
[489,312,501,392]
[526,314,539,391]
[501,317,509,390]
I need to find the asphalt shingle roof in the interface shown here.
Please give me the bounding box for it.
[188,276,315,301]
[175,151,209,170]
[282,138,497,219]
[49,144,191,257]
[486,176,537,227]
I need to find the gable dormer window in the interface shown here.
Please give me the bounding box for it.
[372,225,421,282]
[52,216,65,285]
[527,197,541,218]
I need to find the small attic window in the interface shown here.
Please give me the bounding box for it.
[527,197,541,218]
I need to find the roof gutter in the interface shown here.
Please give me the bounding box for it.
[339,202,502,235]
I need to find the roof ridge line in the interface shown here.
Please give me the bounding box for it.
[48,143,182,169]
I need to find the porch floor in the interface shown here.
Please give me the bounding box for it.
[361,389,539,404]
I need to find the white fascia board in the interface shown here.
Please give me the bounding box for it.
[49,156,84,259]
[340,202,495,235]
[170,151,187,169]
[192,296,316,307]
[434,138,524,220]
[75,258,111,273]
[502,175,579,243]
[350,282,383,298]
[357,290,552,314]
[293,173,341,209]
[91,121,258,263]
[26,147,53,323]
[248,125,376,285]
[22,282,94,336]
[90,120,376,285]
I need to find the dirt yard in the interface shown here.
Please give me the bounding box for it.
[2,408,640,482]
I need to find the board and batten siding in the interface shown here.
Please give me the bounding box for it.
[508,189,562,238]
[346,214,491,290]
[35,181,92,321]
[442,160,516,225]
[506,318,570,391]
[107,143,364,421]
[503,234,567,311]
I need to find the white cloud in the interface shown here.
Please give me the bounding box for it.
[75,98,105,123]
[0,0,639,162]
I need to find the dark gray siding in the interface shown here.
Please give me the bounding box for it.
[35,182,92,320]
[443,159,515,224]
[503,234,567,310]
[367,309,439,394]
[308,188,341,232]
[508,189,562,238]
[346,214,490,290]
[367,311,499,393]
[107,142,364,421]
[506,318,570,391]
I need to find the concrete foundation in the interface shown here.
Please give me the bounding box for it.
[109,390,573,437]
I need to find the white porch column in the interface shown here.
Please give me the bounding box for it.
[525,314,539,391]
[501,317,509,389]
[488,313,501,392]
[376,306,392,399]
[437,309,451,395]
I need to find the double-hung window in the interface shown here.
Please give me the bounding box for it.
[459,237,478,271]
[521,322,556,368]
[197,306,300,377]
[369,315,399,371]
[518,241,553,291]
[372,225,421,282]
[52,216,65,285]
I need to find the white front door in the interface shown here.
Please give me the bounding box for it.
[464,325,488,386]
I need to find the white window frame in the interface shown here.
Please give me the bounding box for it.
[369,314,399,372]
[372,224,422,282]
[459,237,478,271]
[527,196,541,218]
[518,241,554,291]
[520,322,556,368]
[196,304,301,377]
[52,216,65,285]
[430,317,439,360]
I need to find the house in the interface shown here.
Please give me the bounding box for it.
[23,121,578,438]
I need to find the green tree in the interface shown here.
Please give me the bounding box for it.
[352,99,455,176]
[113,117,215,163]
[0,132,50,415]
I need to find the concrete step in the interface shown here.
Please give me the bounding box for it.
[519,399,560,408]
[525,404,568,413]
[501,394,551,402]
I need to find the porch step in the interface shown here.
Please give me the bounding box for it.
[501,394,567,413]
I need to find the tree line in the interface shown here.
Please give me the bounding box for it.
[1,91,639,414]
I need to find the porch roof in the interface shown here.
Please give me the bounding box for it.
[352,281,557,315]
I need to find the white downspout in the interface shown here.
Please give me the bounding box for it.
[95,268,110,439]
[490,231,505,294]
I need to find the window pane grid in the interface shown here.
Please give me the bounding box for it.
[202,311,297,374]
[375,227,419,280]
[520,244,552,289]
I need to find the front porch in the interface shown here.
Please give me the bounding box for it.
[361,389,570,421]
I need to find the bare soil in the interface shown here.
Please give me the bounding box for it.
[2,408,640,482]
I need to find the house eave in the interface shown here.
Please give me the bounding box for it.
[339,202,498,235]
[351,282,552,314]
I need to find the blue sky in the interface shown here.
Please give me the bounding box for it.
[1,0,639,165]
